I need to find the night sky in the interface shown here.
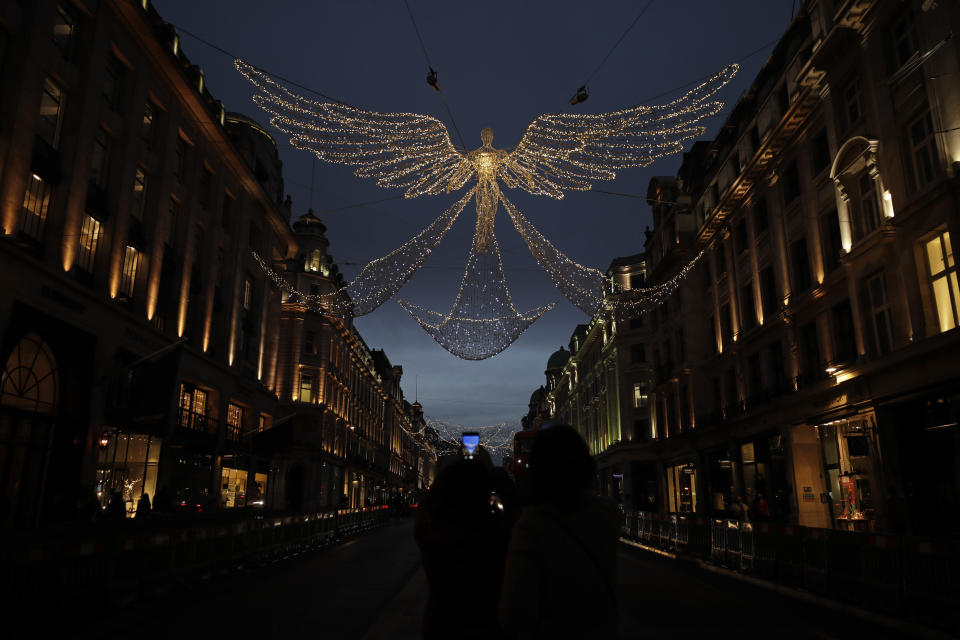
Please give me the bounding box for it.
[153,1,792,426]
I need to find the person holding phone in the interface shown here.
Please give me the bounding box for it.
[414,442,512,640]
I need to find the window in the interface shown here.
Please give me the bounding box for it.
[760,265,777,316]
[925,231,959,332]
[20,174,52,240]
[821,209,843,274]
[857,173,881,237]
[782,161,801,205]
[720,303,732,347]
[741,283,756,331]
[103,55,124,109]
[907,110,941,191]
[243,277,254,311]
[832,299,857,364]
[142,102,156,147]
[747,352,762,397]
[632,382,648,409]
[767,341,786,390]
[167,198,179,246]
[866,273,894,356]
[753,196,769,236]
[89,128,111,189]
[174,136,188,183]
[299,373,314,403]
[52,3,77,58]
[799,321,820,381]
[199,167,213,209]
[119,246,140,298]
[227,403,243,441]
[811,129,831,176]
[178,385,207,430]
[889,10,919,71]
[77,215,101,273]
[132,168,147,220]
[305,331,317,355]
[734,219,748,256]
[715,243,727,278]
[38,77,65,148]
[630,343,645,364]
[791,237,812,293]
[630,272,645,289]
[248,223,260,249]
[257,415,268,432]
[842,80,862,129]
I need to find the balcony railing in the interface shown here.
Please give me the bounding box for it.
[178,407,216,433]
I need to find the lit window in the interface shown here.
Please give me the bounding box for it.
[227,403,242,441]
[77,215,101,273]
[20,174,51,240]
[299,373,314,403]
[632,382,648,409]
[132,168,147,220]
[38,76,65,148]
[120,246,141,298]
[178,385,207,430]
[925,232,959,333]
[907,110,941,191]
[90,128,111,189]
[308,249,321,272]
[52,3,76,58]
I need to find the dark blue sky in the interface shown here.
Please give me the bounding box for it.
[154,0,793,426]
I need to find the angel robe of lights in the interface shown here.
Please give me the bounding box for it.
[237,60,738,359]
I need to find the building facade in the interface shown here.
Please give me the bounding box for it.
[0,0,300,523]
[543,0,960,537]
[263,211,435,511]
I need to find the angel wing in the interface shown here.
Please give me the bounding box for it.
[501,64,739,199]
[235,60,472,198]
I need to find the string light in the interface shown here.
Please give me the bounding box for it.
[398,230,555,360]
[427,419,519,456]
[237,59,739,357]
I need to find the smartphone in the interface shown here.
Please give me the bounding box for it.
[461,432,480,459]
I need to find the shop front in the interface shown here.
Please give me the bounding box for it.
[666,462,697,513]
[96,432,161,517]
[814,412,881,532]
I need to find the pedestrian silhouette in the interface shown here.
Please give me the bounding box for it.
[498,425,620,639]
[106,491,126,519]
[415,446,511,639]
[136,492,151,518]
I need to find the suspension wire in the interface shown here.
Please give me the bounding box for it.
[402,0,468,149]
[169,22,359,108]
[580,0,656,89]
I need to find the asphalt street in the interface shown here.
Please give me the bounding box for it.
[73,518,929,640]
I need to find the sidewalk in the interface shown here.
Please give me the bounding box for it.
[361,566,427,640]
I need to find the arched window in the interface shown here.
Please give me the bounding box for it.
[0,333,58,414]
[307,249,321,272]
[830,136,894,252]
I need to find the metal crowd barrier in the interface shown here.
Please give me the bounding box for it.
[621,511,960,633]
[1,506,390,608]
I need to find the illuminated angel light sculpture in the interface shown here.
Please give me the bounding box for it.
[237,60,738,358]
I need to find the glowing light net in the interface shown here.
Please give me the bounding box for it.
[237,59,739,359]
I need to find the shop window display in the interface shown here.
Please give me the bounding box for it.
[666,463,697,513]
[96,433,161,517]
[818,416,878,531]
[220,466,247,508]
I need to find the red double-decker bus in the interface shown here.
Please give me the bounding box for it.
[510,428,539,479]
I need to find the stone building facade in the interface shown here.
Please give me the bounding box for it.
[0,0,298,522]
[543,0,960,536]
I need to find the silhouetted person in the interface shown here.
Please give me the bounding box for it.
[499,425,620,639]
[152,486,172,516]
[751,492,770,521]
[136,492,151,518]
[415,447,510,640]
[106,491,126,519]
